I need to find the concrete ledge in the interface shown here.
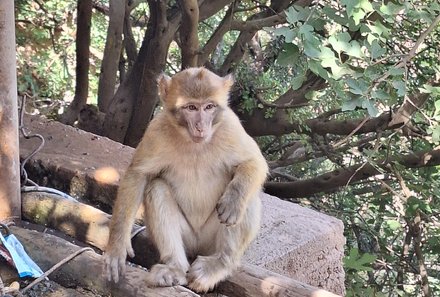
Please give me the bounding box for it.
[245,195,345,294]
[20,115,345,295]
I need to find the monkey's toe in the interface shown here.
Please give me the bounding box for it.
[146,264,188,287]
[187,256,231,292]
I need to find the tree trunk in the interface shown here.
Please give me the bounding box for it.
[59,0,92,125]
[180,0,199,68]
[97,0,126,113]
[0,0,20,220]
[102,0,179,146]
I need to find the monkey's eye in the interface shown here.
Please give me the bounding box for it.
[186,104,198,111]
[205,103,216,110]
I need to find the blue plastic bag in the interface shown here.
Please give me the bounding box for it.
[0,232,43,278]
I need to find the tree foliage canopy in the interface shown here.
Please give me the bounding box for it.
[15,0,440,295]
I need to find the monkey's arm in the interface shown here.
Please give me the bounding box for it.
[104,167,148,282]
[104,132,165,282]
[216,145,268,226]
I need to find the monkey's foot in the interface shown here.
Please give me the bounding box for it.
[187,255,232,292]
[146,264,188,287]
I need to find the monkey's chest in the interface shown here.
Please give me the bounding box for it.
[163,164,231,229]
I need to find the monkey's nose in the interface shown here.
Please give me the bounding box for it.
[195,123,203,132]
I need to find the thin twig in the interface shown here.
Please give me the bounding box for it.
[21,247,93,294]
[333,116,370,148]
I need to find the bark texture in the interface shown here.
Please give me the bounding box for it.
[0,0,20,220]
[97,0,126,113]
[59,0,92,125]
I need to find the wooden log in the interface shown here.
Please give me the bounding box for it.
[0,0,21,220]
[21,191,159,268]
[10,226,198,297]
[218,263,339,297]
[21,192,341,297]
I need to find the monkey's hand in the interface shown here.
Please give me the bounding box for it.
[216,190,245,226]
[104,240,135,283]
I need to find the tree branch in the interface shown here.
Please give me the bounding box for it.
[238,81,437,137]
[180,0,200,68]
[230,14,285,31]
[198,0,234,21]
[219,0,305,75]
[264,148,440,198]
[198,3,235,66]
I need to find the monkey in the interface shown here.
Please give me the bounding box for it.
[76,104,105,135]
[104,67,268,292]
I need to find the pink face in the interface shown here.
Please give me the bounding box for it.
[179,101,219,143]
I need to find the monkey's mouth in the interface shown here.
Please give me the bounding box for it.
[191,136,205,143]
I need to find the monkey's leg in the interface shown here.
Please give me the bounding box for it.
[188,197,261,292]
[143,179,193,287]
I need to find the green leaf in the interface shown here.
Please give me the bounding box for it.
[371,89,390,101]
[285,6,302,24]
[392,80,406,97]
[429,125,440,143]
[342,97,363,111]
[318,47,347,79]
[346,40,363,58]
[406,196,432,216]
[362,100,379,117]
[344,248,376,272]
[359,0,373,12]
[368,21,391,39]
[285,5,312,24]
[273,27,297,43]
[277,44,300,66]
[347,78,368,95]
[388,67,405,76]
[352,8,366,25]
[328,32,351,54]
[308,60,329,79]
[370,40,386,59]
[386,220,401,231]
[299,24,314,36]
[341,0,357,17]
[379,2,404,16]
[323,7,348,25]
[291,75,306,90]
[304,41,321,58]
[435,99,440,113]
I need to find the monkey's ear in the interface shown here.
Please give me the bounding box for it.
[157,73,172,99]
[223,74,234,90]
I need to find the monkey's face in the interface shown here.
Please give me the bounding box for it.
[177,101,220,143]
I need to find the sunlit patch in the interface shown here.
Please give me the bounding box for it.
[260,277,340,297]
[94,167,120,184]
[423,153,432,165]
[311,289,340,297]
[260,276,281,294]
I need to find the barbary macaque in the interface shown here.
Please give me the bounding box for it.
[104,67,268,292]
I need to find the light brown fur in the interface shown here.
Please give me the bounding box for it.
[104,67,268,292]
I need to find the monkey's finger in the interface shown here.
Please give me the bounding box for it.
[126,245,135,258]
[119,256,127,277]
[110,259,120,283]
[104,257,112,282]
[216,201,227,215]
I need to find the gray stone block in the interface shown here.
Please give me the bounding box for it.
[244,194,345,295]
